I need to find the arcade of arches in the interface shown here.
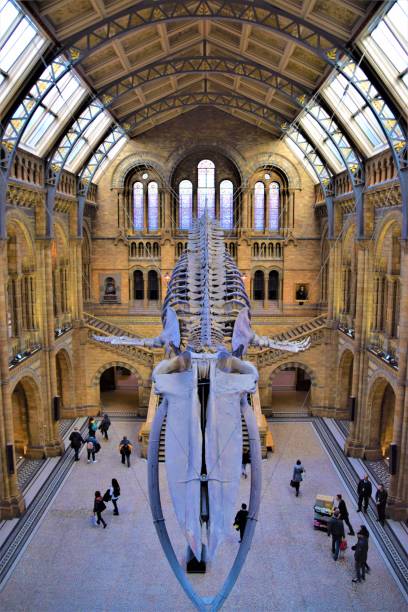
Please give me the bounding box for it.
[0,0,407,531]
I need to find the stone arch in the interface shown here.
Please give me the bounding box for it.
[10,374,43,458]
[92,360,142,387]
[267,361,315,415]
[336,349,354,415]
[269,361,316,385]
[168,143,245,185]
[242,152,301,189]
[366,376,397,460]
[56,348,74,417]
[374,212,402,261]
[111,153,167,189]
[95,361,143,415]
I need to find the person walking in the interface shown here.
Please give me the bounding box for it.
[110,478,120,515]
[99,414,111,440]
[291,459,305,497]
[375,483,388,525]
[93,491,107,528]
[86,435,98,463]
[359,525,370,573]
[352,531,368,582]
[357,474,372,513]
[336,493,355,536]
[327,509,345,561]
[119,436,132,467]
[241,448,250,478]
[234,503,249,543]
[88,416,98,438]
[69,427,84,461]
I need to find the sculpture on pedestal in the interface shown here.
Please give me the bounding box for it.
[94,214,310,610]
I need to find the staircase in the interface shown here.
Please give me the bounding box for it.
[84,312,142,339]
[157,414,249,463]
[269,314,327,343]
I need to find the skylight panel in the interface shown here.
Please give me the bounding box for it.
[20,71,86,155]
[284,136,320,183]
[91,133,127,184]
[360,0,408,105]
[0,0,47,109]
[322,72,387,155]
[300,114,345,174]
[64,109,111,173]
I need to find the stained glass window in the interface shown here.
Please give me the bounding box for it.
[220,179,234,230]
[269,182,280,231]
[179,179,193,230]
[197,159,215,219]
[133,182,144,230]
[148,181,159,231]
[254,182,265,231]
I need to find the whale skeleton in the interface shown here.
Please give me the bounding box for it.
[93,214,310,611]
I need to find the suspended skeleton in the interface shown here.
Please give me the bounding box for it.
[94,215,310,590]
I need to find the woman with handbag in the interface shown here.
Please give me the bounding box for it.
[291,459,305,497]
[93,491,107,528]
[109,478,120,515]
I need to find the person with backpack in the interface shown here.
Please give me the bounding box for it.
[69,427,84,461]
[234,503,249,543]
[93,491,107,528]
[119,436,132,467]
[99,414,111,440]
[86,435,98,463]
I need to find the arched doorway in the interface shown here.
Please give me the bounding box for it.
[367,378,396,460]
[56,350,73,417]
[11,377,42,459]
[270,365,312,415]
[99,365,140,415]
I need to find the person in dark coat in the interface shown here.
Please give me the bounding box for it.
[352,532,368,582]
[109,478,120,515]
[359,525,370,573]
[99,414,111,440]
[291,459,305,497]
[241,448,250,478]
[69,427,84,461]
[375,483,388,525]
[234,503,249,543]
[357,475,372,513]
[93,491,107,528]
[327,509,345,561]
[336,493,355,535]
[119,436,132,467]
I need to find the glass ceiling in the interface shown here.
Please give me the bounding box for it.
[0,0,405,188]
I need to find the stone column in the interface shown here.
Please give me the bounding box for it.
[163,190,171,230]
[388,241,408,519]
[241,188,249,230]
[327,240,336,322]
[345,241,369,457]
[143,272,148,309]
[384,276,395,338]
[0,240,26,518]
[117,189,125,230]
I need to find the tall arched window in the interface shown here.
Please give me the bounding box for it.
[179,179,193,230]
[148,270,159,300]
[220,179,234,229]
[133,270,144,300]
[133,182,144,230]
[268,270,279,300]
[269,182,280,231]
[148,182,159,231]
[253,270,264,300]
[197,159,215,219]
[254,182,265,230]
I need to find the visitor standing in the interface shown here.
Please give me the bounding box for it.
[99,414,111,440]
[327,509,345,561]
[93,491,107,528]
[242,448,250,478]
[234,503,249,543]
[375,483,388,525]
[357,475,372,513]
[86,435,98,463]
[69,427,84,461]
[110,478,120,515]
[88,416,98,438]
[119,436,133,467]
[352,531,368,582]
[336,493,355,536]
[359,525,370,573]
[291,459,305,497]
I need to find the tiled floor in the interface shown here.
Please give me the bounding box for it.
[0,420,405,611]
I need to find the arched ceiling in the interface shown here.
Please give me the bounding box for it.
[26,0,376,136]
